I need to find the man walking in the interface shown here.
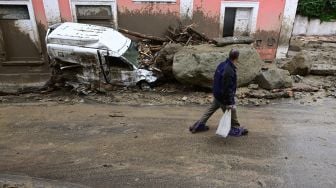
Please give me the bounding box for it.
[189,49,248,136]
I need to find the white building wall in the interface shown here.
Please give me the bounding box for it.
[43,0,61,25]
[180,0,193,19]
[276,0,299,59]
[293,15,336,36]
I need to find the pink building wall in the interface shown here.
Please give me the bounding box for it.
[32,0,287,60]
[191,0,286,60]
[255,0,286,60]
[117,1,181,37]
[58,0,72,22]
[32,0,47,27]
[118,0,286,60]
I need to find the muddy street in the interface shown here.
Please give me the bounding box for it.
[0,99,335,188]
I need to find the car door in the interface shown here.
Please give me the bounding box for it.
[106,56,136,86]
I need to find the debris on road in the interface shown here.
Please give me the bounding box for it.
[310,64,336,76]
[2,25,336,105]
[280,52,312,76]
[255,68,293,90]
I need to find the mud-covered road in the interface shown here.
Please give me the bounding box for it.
[0,100,335,188]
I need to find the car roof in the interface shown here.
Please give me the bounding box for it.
[47,22,131,57]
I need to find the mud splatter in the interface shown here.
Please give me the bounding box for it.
[0,21,41,61]
[188,9,220,38]
[254,30,280,60]
[118,7,179,37]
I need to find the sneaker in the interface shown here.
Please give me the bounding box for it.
[189,121,209,134]
[229,127,248,137]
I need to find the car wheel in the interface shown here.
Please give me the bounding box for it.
[138,81,151,91]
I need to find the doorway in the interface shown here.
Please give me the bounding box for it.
[0,4,43,65]
[223,7,237,37]
[220,1,259,37]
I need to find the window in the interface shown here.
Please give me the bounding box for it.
[76,5,112,20]
[0,5,30,20]
[76,5,114,27]
[106,56,133,71]
[71,1,117,28]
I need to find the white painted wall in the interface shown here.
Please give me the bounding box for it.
[293,15,336,36]
[276,0,299,59]
[43,0,61,25]
[180,0,193,19]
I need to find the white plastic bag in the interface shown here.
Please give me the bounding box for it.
[216,109,231,137]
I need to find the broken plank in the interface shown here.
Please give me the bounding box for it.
[186,27,210,42]
[213,36,254,46]
[118,28,168,43]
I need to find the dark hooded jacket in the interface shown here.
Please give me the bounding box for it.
[212,59,237,105]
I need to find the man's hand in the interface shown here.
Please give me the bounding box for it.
[226,105,235,110]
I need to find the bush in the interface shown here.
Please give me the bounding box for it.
[297,0,336,21]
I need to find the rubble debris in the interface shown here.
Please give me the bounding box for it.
[292,83,319,92]
[41,22,263,94]
[45,22,159,94]
[248,84,259,90]
[289,37,305,52]
[118,28,168,43]
[242,89,291,99]
[292,75,304,83]
[310,64,336,76]
[255,68,293,90]
[213,36,254,47]
[166,24,211,45]
[281,52,311,76]
[173,44,262,88]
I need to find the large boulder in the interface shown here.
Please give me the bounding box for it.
[155,43,183,80]
[172,44,263,88]
[255,68,293,90]
[280,52,311,76]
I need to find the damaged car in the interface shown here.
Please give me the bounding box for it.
[46,22,159,92]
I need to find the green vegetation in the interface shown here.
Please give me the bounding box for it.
[297,0,336,21]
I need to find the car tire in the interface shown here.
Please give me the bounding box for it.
[138,81,151,91]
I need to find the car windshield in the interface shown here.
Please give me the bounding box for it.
[122,41,139,68]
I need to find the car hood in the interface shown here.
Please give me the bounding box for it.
[46,22,131,57]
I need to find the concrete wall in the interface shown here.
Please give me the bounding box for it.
[276,0,299,59]
[293,15,336,36]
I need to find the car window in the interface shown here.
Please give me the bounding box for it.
[122,42,139,68]
[105,56,133,71]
